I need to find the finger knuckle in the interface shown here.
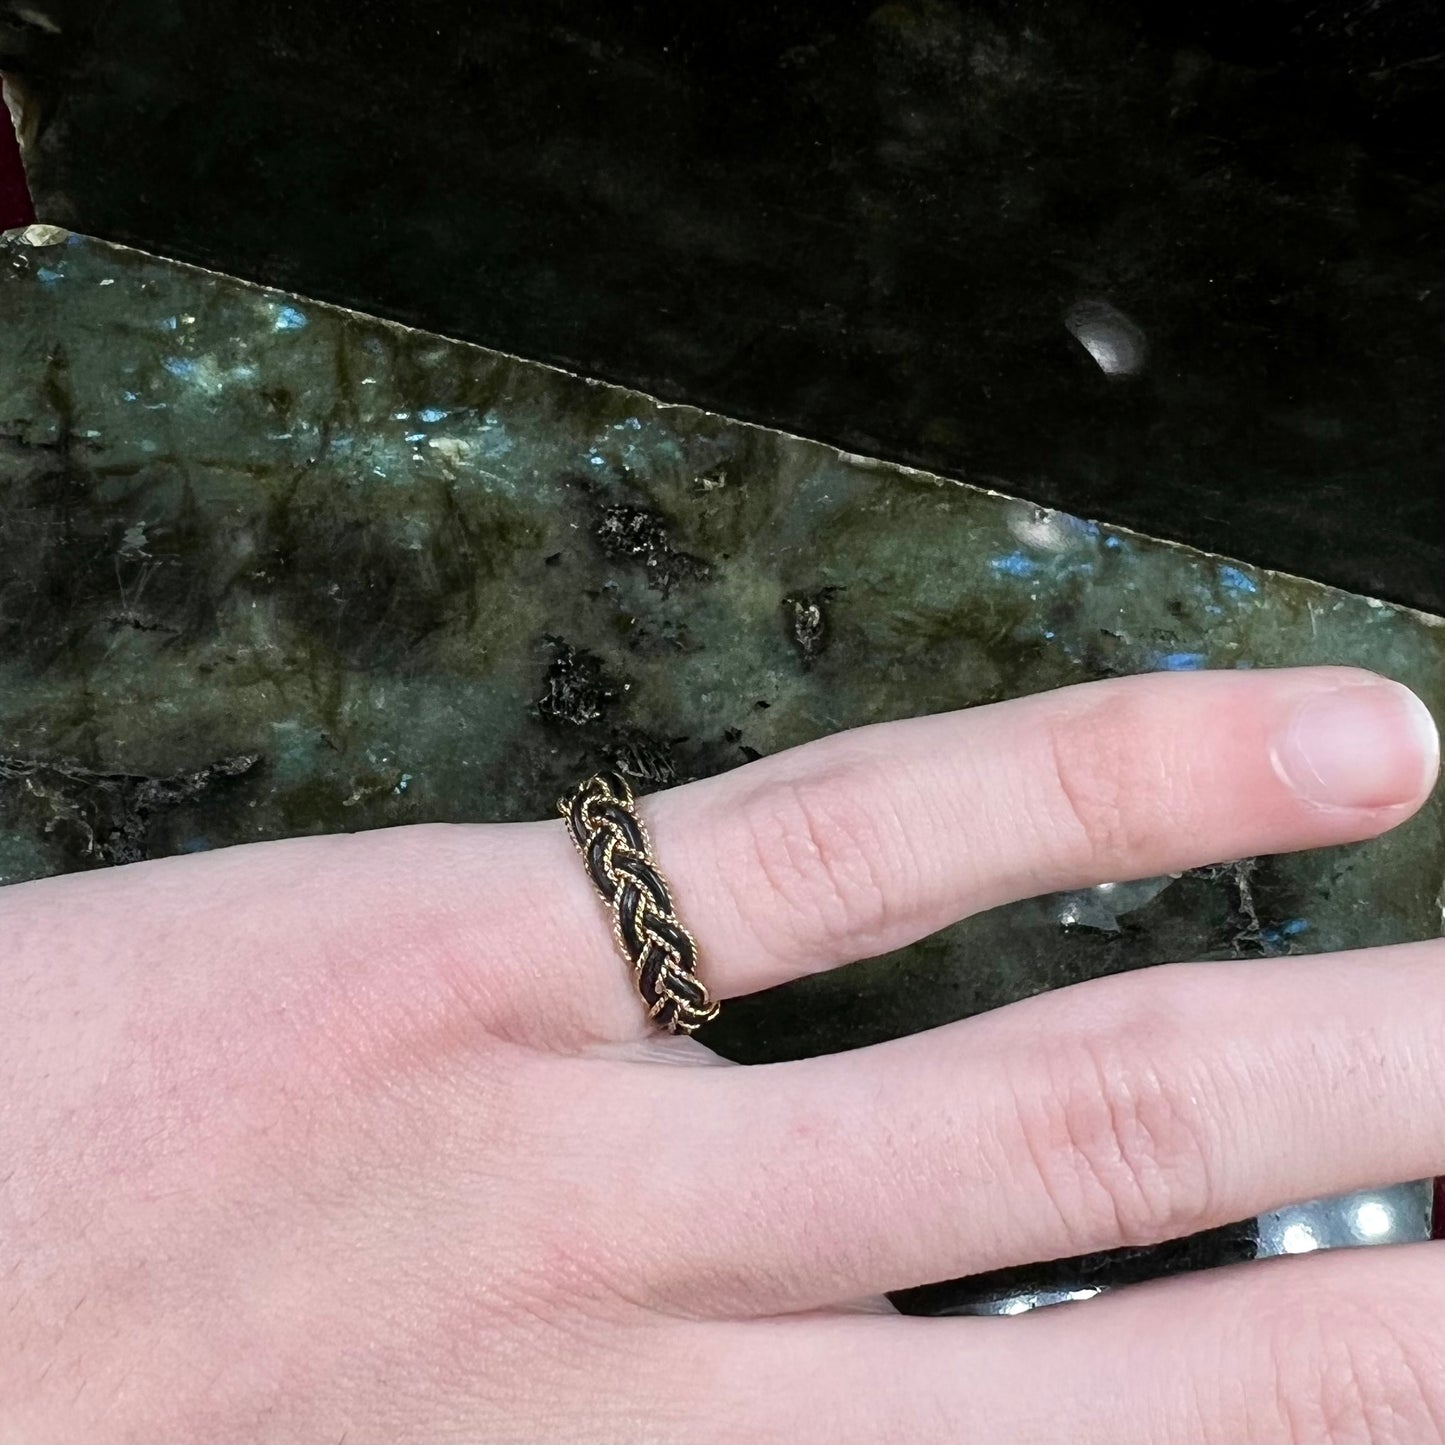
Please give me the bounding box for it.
[1009,1003,1218,1250]
[1042,691,1177,873]
[1260,1292,1445,1445]
[733,762,898,964]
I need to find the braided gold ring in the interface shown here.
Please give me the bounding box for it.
[559,771,720,1034]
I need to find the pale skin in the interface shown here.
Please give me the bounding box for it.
[1,666,1442,1443]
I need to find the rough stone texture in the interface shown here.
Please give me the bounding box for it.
[2,230,1441,1305]
[3,0,1442,610]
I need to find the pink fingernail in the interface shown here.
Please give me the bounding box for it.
[1273,682,1440,810]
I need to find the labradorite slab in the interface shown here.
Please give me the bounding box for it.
[2,226,1441,1043]
[3,0,1443,610]
[1,230,1441,1302]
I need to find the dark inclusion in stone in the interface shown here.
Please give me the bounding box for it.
[0,751,258,866]
[537,638,621,728]
[782,588,840,668]
[1,230,1441,1310]
[594,502,711,596]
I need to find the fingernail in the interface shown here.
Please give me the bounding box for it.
[1273,683,1440,809]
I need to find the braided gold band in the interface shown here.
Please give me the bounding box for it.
[559,771,720,1034]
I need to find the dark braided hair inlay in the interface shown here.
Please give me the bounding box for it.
[559,771,719,1034]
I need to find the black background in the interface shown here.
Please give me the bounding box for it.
[4,0,1442,609]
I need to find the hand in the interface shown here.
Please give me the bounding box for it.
[2,666,1441,1443]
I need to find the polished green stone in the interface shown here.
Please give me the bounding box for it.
[1,228,1441,1072]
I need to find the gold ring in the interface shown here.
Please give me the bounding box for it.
[559,771,719,1034]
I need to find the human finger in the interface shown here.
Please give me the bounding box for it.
[627,940,1444,1316]
[703,1242,1444,1444]
[539,665,1440,1014]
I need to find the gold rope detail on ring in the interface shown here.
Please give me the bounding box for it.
[558,771,720,1034]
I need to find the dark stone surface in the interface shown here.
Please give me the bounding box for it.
[4,0,1442,609]
[0,65,31,229]
[892,1218,1260,1316]
[2,231,1441,1308]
